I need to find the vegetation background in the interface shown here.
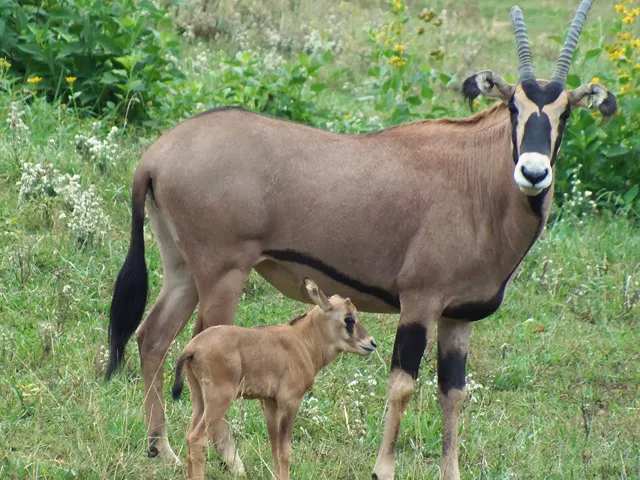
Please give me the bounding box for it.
[1,0,638,478]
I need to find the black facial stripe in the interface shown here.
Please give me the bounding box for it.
[263,249,401,310]
[390,323,427,379]
[510,101,519,165]
[520,112,552,156]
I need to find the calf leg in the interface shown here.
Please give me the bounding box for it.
[262,398,280,477]
[373,299,437,480]
[190,266,252,474]
[210,416,245,476]
[275,399,301,480]
[437,318,472,480]
[187,380,236,479]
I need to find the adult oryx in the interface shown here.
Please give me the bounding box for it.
[107,0,615,478]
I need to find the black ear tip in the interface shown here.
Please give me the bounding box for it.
[462,75,482,112]
[599,91,617,118]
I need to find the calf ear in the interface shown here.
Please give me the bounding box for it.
[303,278,331,311]
[569,82,617,118]
[462,71,515,111]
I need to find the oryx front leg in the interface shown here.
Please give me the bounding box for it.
[373,307,431,480]
[437,318,472,480]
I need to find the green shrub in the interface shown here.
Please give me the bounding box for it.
[0,0,183,121]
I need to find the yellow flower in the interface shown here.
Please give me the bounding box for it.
[393,44,406,54]
[620,85,630,94]
[27,76,42,84]
[609,48,626,61]
[632,39,640,48]
[60,103,67,110]
[473,99,480,107]
[147,100,153,106]
[631,8,640,16]
[617,32,632,40]
[375,31,385,42]
[615,4,625,13]
[633,63,640,69]
[0,58,11,69]
[65,76,77,84]
[622,16,634,23]
[591,76,600,83]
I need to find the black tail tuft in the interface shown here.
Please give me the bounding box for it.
[106,190,148,380]
[172,353,192,401]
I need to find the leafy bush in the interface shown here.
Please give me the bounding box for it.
[364,1,453,125]
[0,0,183,121]
[558,2,640,214]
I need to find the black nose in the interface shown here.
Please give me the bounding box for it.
[370,339,377,348]
[521,165,548,185]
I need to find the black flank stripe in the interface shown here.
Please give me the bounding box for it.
[263,249,401,310]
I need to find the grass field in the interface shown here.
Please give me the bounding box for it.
[1,0,639,479]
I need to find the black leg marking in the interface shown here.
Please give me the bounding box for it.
[390,324,427,379]
[437,346,467,395]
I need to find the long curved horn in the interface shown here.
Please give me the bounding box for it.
[510,7,535,82]
[550,0,596,85]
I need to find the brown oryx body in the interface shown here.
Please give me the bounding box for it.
[171,279,376,480]
[107,1,616,478]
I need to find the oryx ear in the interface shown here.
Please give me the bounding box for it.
[569,82,617,118]
[303,278,331,311]
[462,71,515,111]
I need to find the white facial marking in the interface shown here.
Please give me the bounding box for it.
[514,152,552,195]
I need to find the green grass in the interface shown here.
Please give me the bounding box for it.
[1,1,638,478]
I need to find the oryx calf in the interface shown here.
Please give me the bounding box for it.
[107,0,616,478]
[171,278,376,480]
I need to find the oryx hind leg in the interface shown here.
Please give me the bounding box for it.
[192,261,255,336]
[437,317,472,480]
[137,206,199,463]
